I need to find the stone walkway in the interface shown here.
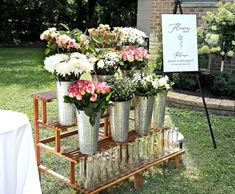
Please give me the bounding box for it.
[167,91,235,116]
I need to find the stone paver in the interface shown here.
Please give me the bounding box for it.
[220,99,235,111]
[167,91,235,115]
[206,98,222,109]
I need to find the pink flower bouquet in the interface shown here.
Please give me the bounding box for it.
[64,80,111,125]
[40,25,91,55]
[119,47,149,70]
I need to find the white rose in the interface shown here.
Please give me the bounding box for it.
[152,80,159,89]
[97,60,105,68]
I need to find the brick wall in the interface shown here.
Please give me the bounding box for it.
[137,0,235,71]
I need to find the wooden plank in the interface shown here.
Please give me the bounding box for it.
[38,143,78,163]
[40,130,78,144]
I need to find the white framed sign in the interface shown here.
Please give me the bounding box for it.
[161,14,198,72]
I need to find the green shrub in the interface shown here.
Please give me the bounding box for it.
[172,73,199,91]
[211,71,235,97]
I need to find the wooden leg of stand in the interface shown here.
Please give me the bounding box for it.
[42,101,47,123]
[134,172,143,189]
[33,99,41,179]
[175,155,180,170]
[70,161,75,184]
[55,129,61,152]
[104,117,109,137]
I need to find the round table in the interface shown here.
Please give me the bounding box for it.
[0,110,42,194]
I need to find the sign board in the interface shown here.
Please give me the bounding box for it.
[161,14,198,72]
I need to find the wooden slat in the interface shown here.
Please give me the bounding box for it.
[40,130,78,144]
[31,90,56,102]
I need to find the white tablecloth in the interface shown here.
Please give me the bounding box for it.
[0,110,42,194]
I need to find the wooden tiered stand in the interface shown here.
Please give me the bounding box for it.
[32,91,184,194]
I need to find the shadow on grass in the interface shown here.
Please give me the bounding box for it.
[0,48,53,87]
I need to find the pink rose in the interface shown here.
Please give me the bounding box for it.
[79,88,86,95]
[74,43,80,49]
[76,94,82,100]
[83,40,89,46]
[80,34,86,42]
[90,93,97,102]
[86,83,95,94]
[67,39,76,49]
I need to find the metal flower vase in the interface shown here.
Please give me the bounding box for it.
[152,93,168,129]
[56,81,76,126]
[134,96,154,136]
[76,110,101,155]
[96,74,114,82]
[108,100,131,142]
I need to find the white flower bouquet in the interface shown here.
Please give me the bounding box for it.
[44,52,94,81]
[134,73,173,97]
[95,51,120,75]
[118,27,146,46]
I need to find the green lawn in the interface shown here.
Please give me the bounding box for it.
[0,48,234,194]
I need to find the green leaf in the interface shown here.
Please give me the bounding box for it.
[91,35,102,44]
[44,48,51,56]
[60,23,70,32]
[80,71,92,81]
[63,96,70,103]
[106,92,112,101]
[84,107,92,117]
[89,116,95,126]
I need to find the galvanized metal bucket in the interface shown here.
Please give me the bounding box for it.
[134,96,154,136]
[152,93,167,129]
[96,74,114,82]
[108,100,131,142]
[56,81,76,126]
[76,110,101,155]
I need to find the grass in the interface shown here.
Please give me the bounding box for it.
[0,48,235,194]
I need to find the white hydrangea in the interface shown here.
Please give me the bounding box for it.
[205,33,220,45]
[226,50,234,57]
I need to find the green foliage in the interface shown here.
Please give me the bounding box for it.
[172,73,199,91]
[96,0,137,27]
[0,0,137,43]
[211,71,235,97]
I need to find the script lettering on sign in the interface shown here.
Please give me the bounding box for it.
[161,14,198,72]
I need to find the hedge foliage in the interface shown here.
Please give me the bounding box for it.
[0,0,137,43]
